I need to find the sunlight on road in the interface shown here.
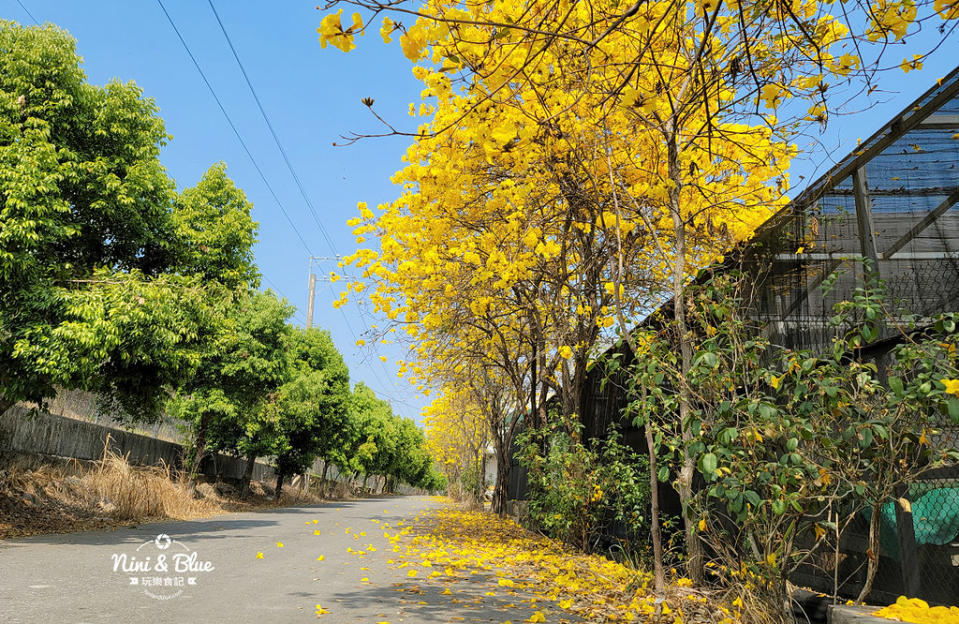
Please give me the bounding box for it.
[251,497,742,623]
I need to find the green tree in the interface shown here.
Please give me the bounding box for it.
[172,162,259,291]
[387,417,432,493]
[285,329,351,491]
[0,21,206,417]
[169,290,293,489]
[267,328,352,497]
[342,382,395,490]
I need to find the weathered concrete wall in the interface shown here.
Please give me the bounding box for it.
[1,405,182,465]
[0,405,275,483]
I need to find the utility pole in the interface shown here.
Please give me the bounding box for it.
[306,273,317,328]
[305,255,341,329]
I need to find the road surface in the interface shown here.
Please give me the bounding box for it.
[0,495,464,623]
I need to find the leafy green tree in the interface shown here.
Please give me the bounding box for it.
[169,290,293,488]
[60,270,225,420]
[387,418,431,492]
[340,382,393,489]
[280,329,351,491]
[172,162,259,291]
[264,329,352,496]
[338,382,442,493]
[0,21,206,417]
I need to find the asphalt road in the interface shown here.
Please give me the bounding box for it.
[0,495,450,624]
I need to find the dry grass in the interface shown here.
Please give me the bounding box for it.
[327,478,354,500]
[87,450,220,521]
[0,443,331,539]
[0,449,219,538]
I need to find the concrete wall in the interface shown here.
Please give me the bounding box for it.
[0,405,275,483]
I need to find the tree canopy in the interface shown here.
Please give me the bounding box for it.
[0,20,441,495]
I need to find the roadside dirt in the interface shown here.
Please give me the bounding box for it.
[0,456,327,540]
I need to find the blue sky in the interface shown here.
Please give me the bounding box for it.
[3,1,957,422]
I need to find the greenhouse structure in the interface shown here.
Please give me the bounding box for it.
[572,66,959,604]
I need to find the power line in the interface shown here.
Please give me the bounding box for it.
[154,0,315,257]
[302,257,396,397]
[198,2,409,406]
[207,0,338,255]
[205,4,403,394]
[14,0,39,25]
[310,256,401,393]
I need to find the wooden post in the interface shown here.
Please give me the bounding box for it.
[852,167,881,284]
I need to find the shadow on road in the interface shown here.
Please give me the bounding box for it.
[0,517,282,548]
[329,573,581,623]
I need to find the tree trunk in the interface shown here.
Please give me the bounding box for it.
[478,449,487,502]
[668,130,705,585]
[0,397,13,417]
[362,473,369,491]
[187,413,209,496]
[646,426,666,593]
[857,502,883,602]
[492,436,511,516]
[320,462,330,499]
[530,341,538,428]
[274,472,284,499]
[240,453,256,497]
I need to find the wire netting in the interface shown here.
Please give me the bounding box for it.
[564,68,959,605]
[732,68,959,605]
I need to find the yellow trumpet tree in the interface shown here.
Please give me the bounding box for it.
[321,0,958,583]
[423,385,491,501]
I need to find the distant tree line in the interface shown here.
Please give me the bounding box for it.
[0,21,443,495]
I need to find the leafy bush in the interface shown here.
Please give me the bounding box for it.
[629,270,959,622]
[519,415,649,553]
